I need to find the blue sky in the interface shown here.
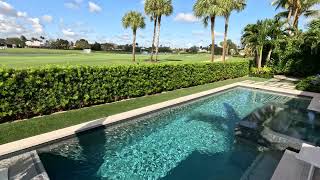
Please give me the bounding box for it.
[0,0,310,48]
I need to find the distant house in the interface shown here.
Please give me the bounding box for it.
[26,40,44,48]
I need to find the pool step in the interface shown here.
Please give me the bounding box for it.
[0,151,49,180]
[240,151,282,180]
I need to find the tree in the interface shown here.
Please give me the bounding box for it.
[220,0,246,62]
[75,39,90,50]
[145,0,158,61]
[188,46,199,53]
[50,39,70,49]
[194,0,222,62]
[220,39,238,55]
[5,37,23,47]
[154,0,173,61]
[273,0,320,28]
[264,19,287,62]
[91,42,102,51]
[122,11,146,62]
[241,20,268,68]
[272,0,295,25]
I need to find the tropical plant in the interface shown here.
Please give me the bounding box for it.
[220,0,246,62]
[241,20,268,68]
[265,19,287,62]
[194,0,222,62]
[122,11,146,62]
[144,0,158,61]
[273,0,320,28]
[272,0,295,24]
[154,0,173,61]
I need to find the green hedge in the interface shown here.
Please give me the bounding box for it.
[0,61,249,122]
[296,76,320,93]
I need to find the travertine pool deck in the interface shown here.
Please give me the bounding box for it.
[0,80,319,159]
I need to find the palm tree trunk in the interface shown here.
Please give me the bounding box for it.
[293,8,299,28]
[258,45,263,68]
[210,16,216,63]
[266,48,273,62]
[132,29,137,62]
[222,14,230,62]
[150,17,157,62]
[287,8,292,25]
[155,16,162,61]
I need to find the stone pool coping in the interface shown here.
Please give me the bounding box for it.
[0,81,320,159]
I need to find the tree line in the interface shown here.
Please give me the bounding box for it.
[241,0,319,69]
[122,0,247,62]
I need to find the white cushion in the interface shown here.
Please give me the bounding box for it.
[0,168,8,180]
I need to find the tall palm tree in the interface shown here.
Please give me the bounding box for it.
[154,0,173,61]
[145,0,158,61]
[221,0,246,62]
[122,11,146,62]
[194,0,222,62]
[292,0,320,28]
[273,0,320,28]
[272,0,295,24]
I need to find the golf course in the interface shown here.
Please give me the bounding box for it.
[0,48,246,68]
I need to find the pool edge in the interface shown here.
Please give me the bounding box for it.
[0,81,319,159]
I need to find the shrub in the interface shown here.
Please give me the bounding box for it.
[250,67,274,78]
[0,61,249,122]
[296,75,320,93]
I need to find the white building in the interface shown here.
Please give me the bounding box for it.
[26,40,44,48]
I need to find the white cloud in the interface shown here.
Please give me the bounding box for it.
[62,29,76,37]
[174,13,199,23]
[17,11,27,17]
[0,1,44,38]
[28,18,43,33]
[0,1,16,16]
[88,1,102,13]
[42,15,53,23]
[64,0,83,9]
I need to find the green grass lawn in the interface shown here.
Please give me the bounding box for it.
[0,76,267,145]
[0,48,247,68]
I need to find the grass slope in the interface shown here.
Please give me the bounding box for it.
[0,77,267,145]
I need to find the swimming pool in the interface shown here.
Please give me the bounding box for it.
[38,87,311,180]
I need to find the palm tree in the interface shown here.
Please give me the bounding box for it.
[220,0,246,62]
[122,11,146,62]
[265,19,287,62]
[292,0,320,28]
[154,0,173,61]
[273,0,320,28]
[241,20,268,68]
[194,0,222,62]
[145,0,158,61]
[272,0,295,24]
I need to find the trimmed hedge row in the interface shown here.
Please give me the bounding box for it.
[0,61,249,122]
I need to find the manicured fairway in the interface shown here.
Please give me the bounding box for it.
[0,48,246,68]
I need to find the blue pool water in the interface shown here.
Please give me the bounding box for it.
[38,87,311,180]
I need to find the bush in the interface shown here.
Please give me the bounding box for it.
[296,75,320,93]
[0,61,249,122]
[250,67,274,78]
